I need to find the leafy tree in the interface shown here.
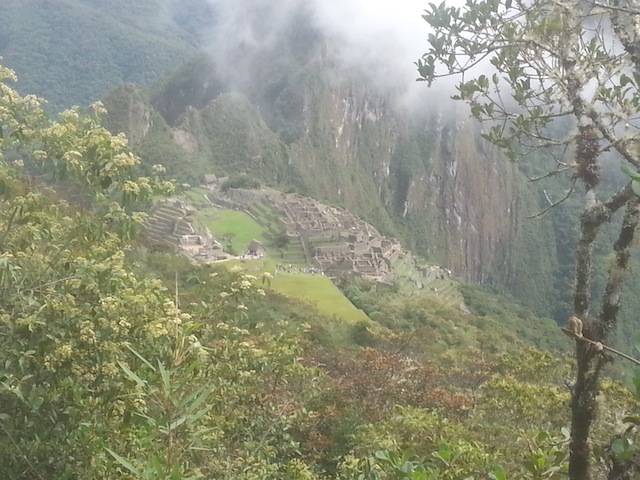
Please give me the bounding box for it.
[417,0,640,478]
[271,231,291,249]
[0,61,179,478]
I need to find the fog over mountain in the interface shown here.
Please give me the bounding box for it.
[309,0,428,84]
[204,0,432,100]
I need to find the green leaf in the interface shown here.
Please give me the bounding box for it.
[489,465,507,480]
[632,179,640,196]
[401,448,417,463]
[620,74,632,87]
[178,384,211,412]
[126,345,155,371]
[375,450,390,461]
[157,359,171,395]
[611,438,630,457]
[132,411,157,426]
[187,389,213,418]
[167,415,188,431]
[399,460,414,473]
[105,448,142,476]
[435,442,452,462]
[621,163,640,181]
[117,360,146,388]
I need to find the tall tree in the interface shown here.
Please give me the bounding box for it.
[417,0,640,478]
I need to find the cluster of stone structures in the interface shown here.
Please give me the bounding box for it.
[143,198,231,262]
[270,193,404,283]
[145,182,443,290]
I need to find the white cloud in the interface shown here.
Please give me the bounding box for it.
[310,0,428,84]
[203,0,433,96]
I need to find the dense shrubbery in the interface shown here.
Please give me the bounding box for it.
[221,173,262,192]
[0,65,318,479]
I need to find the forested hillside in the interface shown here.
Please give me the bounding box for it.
[100,43,570,322]
[3,0,640,336]
[6,0,638,331]
[0,0,214,112]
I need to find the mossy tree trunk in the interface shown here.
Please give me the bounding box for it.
[570,193,639,480]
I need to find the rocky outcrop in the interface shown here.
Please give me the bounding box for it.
[102,85,153,147]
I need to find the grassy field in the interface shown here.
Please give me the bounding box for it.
[181,188,369,324]
[217,258,369,324]
[185,188,309,264]
[197,209,267,254]
[270,272,370,323]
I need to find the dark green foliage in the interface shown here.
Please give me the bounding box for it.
[165,0,217,46]
[459,284,568,352]
[193,93,295,185]
[339,278,568,354]
[271,231,291,249]
[221,174,262,192]
[0,0,212,113]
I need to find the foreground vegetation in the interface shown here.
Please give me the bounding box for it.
[1,59,640,480]
[419,0,640,477]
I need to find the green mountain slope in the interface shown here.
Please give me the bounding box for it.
[0,0,214,112]
[102,58,563,320]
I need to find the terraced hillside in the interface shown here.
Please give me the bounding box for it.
[161,187,462,305]
[142,199,196,249]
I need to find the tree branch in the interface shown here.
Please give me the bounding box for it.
[527,180,577,219]
[574,184,635,319]
[596,196,640,340]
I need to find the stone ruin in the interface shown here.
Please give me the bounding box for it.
[143,198,230,262]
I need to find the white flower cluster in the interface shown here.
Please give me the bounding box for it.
[152,164,166,174]
[90,101,107,116]
[79,321,97,345]
[145,321,169,338]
